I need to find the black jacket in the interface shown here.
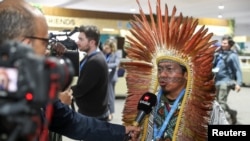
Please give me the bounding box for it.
[72,51,109,117]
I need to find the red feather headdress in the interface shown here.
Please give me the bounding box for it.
[121,0,217,140]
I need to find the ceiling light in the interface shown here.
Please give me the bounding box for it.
[130,8,136,12]
[218,14,223,18]
[218,5,224,9]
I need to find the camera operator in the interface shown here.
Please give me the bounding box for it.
[0,0,140,141]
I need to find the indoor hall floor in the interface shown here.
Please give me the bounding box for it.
[63,86,250,141]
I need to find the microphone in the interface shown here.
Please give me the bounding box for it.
[133,92,157,126]
[124,92,157,141]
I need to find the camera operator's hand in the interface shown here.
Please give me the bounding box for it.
[51,42,67,56]
[58,88,73,105]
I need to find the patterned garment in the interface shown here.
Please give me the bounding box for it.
[146,99,228,141]
[154,95,183,140]
[147,92,182,141]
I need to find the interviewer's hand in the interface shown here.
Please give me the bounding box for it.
[58,88,73,105]
[125,125,141,141]
[51,42,67,56]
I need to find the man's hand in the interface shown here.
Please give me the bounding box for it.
[235,84,241,92]
[58,88,73,105]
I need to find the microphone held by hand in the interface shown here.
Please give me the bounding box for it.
[133,92,157,126]
[123,92,157,141]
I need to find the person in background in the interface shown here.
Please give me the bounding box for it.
[70,25,110,121]
[212,35,243,124]
[0,0,140,141]
[102,39,121,121]
[222,35,242,54]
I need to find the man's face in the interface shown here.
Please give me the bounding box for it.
[77,32,92,53]
[221,39,231,51]
[31,17,48,56]
[22,15,49,56]
[157,60,187,93]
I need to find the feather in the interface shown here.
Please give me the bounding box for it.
[121,1,216,140]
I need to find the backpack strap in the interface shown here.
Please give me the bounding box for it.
[223,51,236,80]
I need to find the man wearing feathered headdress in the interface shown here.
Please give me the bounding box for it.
[121,0,228,140]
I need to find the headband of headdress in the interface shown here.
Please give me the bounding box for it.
[121,0,217,140]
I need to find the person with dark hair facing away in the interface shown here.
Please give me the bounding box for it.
[212,35,243,124]
[0,0,140,141]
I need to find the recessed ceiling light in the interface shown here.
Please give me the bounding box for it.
[218,14,223,18]
[218,5,224,9]
[130,8,136,12]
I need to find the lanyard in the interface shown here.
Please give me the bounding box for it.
[106,54,111,62]
[79,50,98,71]
[153,89,185,140]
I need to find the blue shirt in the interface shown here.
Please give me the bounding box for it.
[213,51,242,86]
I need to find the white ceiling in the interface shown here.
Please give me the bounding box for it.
[26,0,250,36]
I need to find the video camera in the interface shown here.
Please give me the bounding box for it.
[49,27,79,52]
[48,27,80,76]
[0,41,74,141]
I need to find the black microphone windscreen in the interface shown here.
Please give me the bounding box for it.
[127,92,157,139]
[137,92,157,114]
